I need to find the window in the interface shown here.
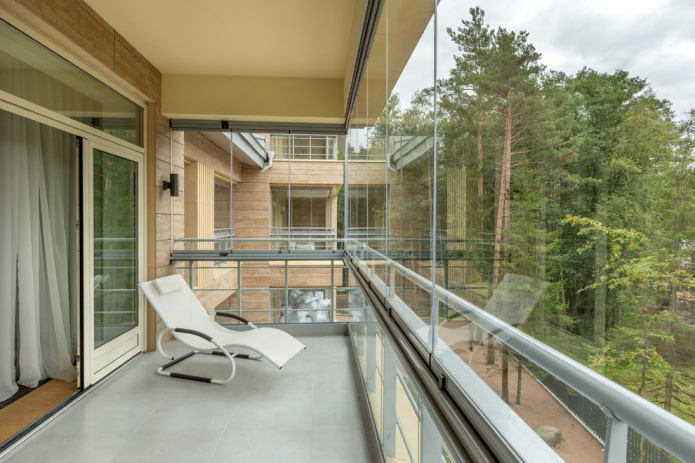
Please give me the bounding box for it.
[347,186,386,237]
[271,187,334,249]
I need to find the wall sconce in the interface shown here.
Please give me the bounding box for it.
[163,173,179,197]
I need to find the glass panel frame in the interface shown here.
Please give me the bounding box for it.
[0,19,143,147]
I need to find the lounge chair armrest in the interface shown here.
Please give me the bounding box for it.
[173,327,213,342]
[211,312,255,327]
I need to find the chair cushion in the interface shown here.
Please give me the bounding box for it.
[153,274,185,295]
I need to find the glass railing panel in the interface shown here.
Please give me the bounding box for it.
[349,298,462,463]
[395,371,421,463]
[439,323,605,462]
[349,247,695,462]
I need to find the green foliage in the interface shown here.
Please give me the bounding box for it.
[447,8,695,423]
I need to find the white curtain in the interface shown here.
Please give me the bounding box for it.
[0,110,77,402]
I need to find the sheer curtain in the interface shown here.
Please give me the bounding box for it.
[0,110,77,402]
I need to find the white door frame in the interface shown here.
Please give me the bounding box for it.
[81,137,146,385]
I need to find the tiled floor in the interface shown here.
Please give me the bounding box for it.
[1,334,377,463]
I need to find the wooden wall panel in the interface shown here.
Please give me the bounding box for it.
[8,0,162,102]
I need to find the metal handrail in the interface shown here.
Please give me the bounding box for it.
[347,241,695,462]
[270,227,336,234]
[175,238,344,244]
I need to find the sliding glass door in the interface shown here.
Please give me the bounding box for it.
[83,141,144,384]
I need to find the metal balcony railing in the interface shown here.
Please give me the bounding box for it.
[270,227,337,250]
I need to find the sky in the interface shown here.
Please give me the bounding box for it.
[393,0,695,120]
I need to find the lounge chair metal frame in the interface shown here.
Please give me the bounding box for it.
[154,313,258,384]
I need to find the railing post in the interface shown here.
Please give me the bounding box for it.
[382,336,397,459]
[284,259,289,323]
[604,417,629,463]
[188,260,194,289]
[387,263,396,301]
[330,259,335,322]
[236,260,242,317]
[366,315,377,393]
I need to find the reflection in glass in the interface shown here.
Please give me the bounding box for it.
[271,186,334,249]
[93,150,138,347]
[0,19,143,146]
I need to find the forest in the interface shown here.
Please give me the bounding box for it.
[365,7,695,425]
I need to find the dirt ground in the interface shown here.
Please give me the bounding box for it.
[437,321,605,463]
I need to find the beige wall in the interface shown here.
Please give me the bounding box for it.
[236,160,346,319]
[183,132,243,183]
[347,160,389,185]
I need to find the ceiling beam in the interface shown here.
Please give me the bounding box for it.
[162,74,345,124]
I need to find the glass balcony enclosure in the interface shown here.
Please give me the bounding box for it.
[159,0,695,458]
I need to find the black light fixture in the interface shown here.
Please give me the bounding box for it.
[163,173,179,197]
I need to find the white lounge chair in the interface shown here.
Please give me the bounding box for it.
[138,274,306,384]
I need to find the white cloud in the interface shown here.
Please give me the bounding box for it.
[393,0,695,118]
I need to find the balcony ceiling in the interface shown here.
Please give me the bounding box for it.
[83,0,357,79]
[83,0,365,126]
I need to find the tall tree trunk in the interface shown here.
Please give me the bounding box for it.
[489,101,512,366]
[664,374,673,412]
[477,109,484,225]
[501,346,509,403]
[492,102,512,286]
[473,108,485,349]
[664,207,682,412]
[460,133,469,288]
[535,184,547,339]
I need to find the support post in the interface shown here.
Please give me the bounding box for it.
[604,417,628,463]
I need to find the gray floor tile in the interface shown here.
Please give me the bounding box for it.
[1,334,379,463]
[3,435,128,463]
[211,429,311,463]
[311,428,373,463]
[110,431,223,463]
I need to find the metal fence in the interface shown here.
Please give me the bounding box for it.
[530,366,676,463]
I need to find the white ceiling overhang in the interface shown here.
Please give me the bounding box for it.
[83,0,369,129]
[202,131,269,168]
